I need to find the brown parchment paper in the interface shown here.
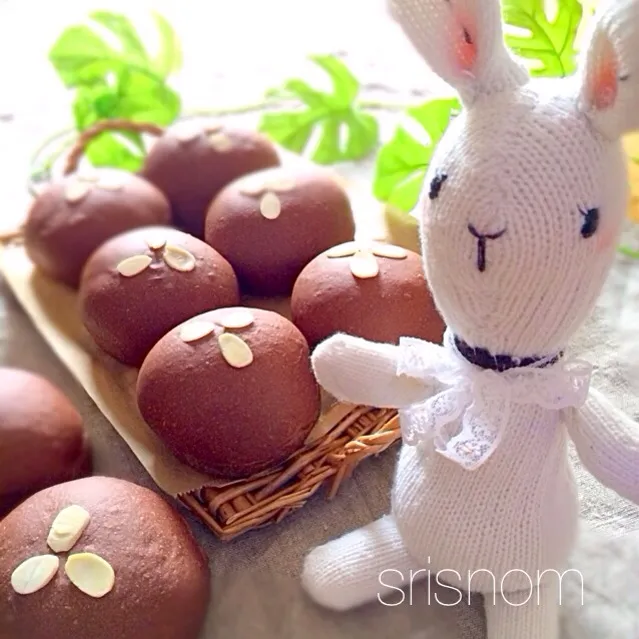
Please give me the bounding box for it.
[0,175,394,498]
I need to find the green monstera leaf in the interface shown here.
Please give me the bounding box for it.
[373,97,461,214]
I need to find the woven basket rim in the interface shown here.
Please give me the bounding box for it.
[179,406,400,541]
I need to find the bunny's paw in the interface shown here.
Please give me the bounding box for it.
[311,334,433,408]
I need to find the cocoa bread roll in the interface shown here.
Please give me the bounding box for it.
[204,166,356,297]
[290,241,446,348]
[0,476,210,639]
[79,226,240,367]
[136,307,321,479]
[141,120,281,238]
[0,368,91,517]
[24,169,171,288]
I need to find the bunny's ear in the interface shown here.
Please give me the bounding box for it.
[578,0,639,139]
[388,0,528,103]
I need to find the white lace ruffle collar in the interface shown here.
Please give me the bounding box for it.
[396,331,592,470]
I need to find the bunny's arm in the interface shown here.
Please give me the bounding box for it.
[311,334,437,408]
[567,388,639,504]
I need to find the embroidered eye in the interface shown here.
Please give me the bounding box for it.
[429,172,448,200]
[579,207,599,239]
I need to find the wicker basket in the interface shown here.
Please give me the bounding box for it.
[181,406,399,541]
[6,117,404,541]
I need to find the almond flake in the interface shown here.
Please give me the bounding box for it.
[239,180,267,197]
[97,172,126,191]
[371,244,408,260]
[65,553,114,599]
[179,321,216,343]
[268,177,296,193]
[146,236,167,251]
[47,505,91,553]
[218,333,254,368]
[259,192,281,220]
[326,242,358,258]
[349,250,379,279]
[116,254,152,277]
[11,555,60,595]
[217,309,255,329]
[64,180,92,204]
[205,122,223,134]
[163,245,196,272]
[208,132,234,152]
[77,171,99,183]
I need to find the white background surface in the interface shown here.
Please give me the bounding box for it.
[0,0,444,232]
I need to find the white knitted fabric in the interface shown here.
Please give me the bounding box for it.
[394,331,592,469]
[302,1,639,637]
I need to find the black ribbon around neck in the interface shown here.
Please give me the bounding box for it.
[453,336,562,372]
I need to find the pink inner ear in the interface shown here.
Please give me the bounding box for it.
[588,34,619,111]
[450,7,477,73]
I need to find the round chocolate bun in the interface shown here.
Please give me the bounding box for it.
[141,120,280,238]
[0,368,91,517]
[79,226,240,367]
[290,241,446,348]
[24,169,171,288]
[0,476,209,639]
[204,166,356,297]
[137,307,321,479]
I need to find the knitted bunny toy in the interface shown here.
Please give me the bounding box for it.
[301,0,639,637]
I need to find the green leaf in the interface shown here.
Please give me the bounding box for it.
[342,111,379,159]
[85,132,145,171]
[258,111,317,154]
[72,85,112,128]
[151,11,182,77]
[373,129,430,204]
[89,11,150,66]
[48,12,183,172]
[115,70,180,124]
[71,71,180,131]
[282,79,327,109]
[313,119,342,164]
[308,55,359,107]
[48,13,182,89]
[406,100,459,142]
[49,26,119,87]
[72,84,147,157]
[259,54,379,164]
[502,0,583,77]
[373,97,461,213]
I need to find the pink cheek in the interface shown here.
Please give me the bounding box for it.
[595,227,617,253]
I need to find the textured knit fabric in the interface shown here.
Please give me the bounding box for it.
[394,331,592,469]
[302,0,639,637]
[311,334,436,408]
[484,583,561,639]
[568,388,639,504]
[302,515,418,611]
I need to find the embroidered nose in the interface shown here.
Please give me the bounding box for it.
[468,224,506,273]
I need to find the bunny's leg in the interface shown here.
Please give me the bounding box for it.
[484,581,560,639]
[302,514,424,611]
